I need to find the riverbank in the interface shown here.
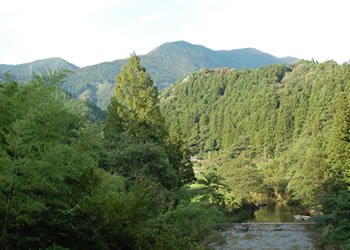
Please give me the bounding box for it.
[199,204,257,248]
[204,203,317,249]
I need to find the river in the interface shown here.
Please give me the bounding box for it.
[210,204,317,249]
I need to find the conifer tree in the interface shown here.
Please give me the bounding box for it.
[104,54,194,188]
[106,53,166,142]
[326,91,350,190]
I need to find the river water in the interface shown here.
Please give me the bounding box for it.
[211,204,317,250]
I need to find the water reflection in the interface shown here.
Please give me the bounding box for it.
[249,204,307,223]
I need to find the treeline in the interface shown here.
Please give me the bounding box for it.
[161,61,350,247]
[0,58,230,249]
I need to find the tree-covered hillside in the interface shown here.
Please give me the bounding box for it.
[62,41,299,110]
[0,58,79,75]
[144,41,290,85]
[161,60,349,154]
[1,55,349,248]
[0,42,298,111]
[0,58,79,84]
[0,57,231,249]
[161,61,350,247]
[160,60,350,204]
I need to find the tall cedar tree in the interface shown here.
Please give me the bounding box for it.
[106,54,166,142]
[326,91,350,190]
[104,54,195,188]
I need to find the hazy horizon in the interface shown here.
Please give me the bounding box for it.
[1,0,349,67]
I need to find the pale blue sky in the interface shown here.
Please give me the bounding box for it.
[1,0,349,67]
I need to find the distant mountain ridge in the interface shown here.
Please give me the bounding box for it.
[64,41,299,109]
[140,41,297,86]
[0,41,299,109]
[0,57,79,74]
[0,57,79,83]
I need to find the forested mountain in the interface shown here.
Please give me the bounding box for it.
[0,42,298,110]
[160,60,350,207]
[0,57,220,249]
[1,54,349,248]
[0,58,79,83]
[143,41,294,85]
[160,60,349,154]
[64,41,298,109]
[60,41,299,110]
[0,57,79,75]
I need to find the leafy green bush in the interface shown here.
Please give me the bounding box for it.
[314,192,350,248]
[162,202,224,242]
[0,73,102,248]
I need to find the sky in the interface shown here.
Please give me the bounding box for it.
[0,0,349,67]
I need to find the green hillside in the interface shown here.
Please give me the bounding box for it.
[0,56,220,249]
[0,57,79,84]
[0,57,79,75]
[0,42,298,110]
[63,41,298,110]
[160,60,350,206]
[142,41,289,85]
[1,55,349,248]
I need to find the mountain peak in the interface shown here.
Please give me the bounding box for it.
[1,41,299,110]
[168,40,193,46]
[148,41,212,55]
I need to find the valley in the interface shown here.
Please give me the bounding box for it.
[0,50,349,249]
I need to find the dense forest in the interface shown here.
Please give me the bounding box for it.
[0,56,239,249]
[0,41,298,111]
[0,56,349,249]
[160,60,350,247]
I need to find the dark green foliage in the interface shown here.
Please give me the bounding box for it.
[160,60,350,246]
[326,91,350,191]
[103,54,195,189]
[161,61,349,188]
[197,171,227,205]
[199,153,266,207]
[167,124,196,186]
[314,192,350,248]
[286,138,329,205]
[160,63,290,156]
[2,55,348,248]
[73,177,195,249]
[161,61,350,202]
[161,202,223,242]
[0,73,101,248]
[0,72,204,249]
[101,136,181,189]
[107,54,167,143]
